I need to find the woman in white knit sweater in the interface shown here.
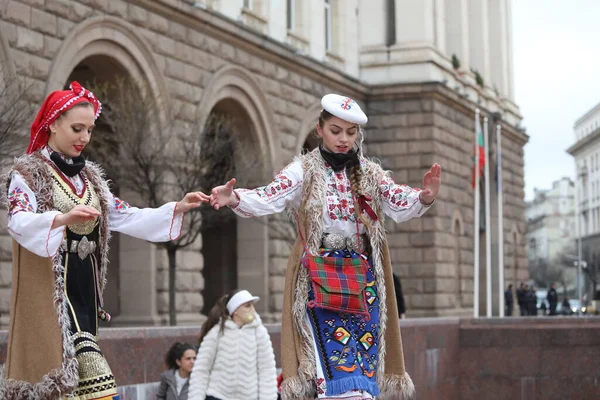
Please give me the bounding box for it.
[188,290,278,400]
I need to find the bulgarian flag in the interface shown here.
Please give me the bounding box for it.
[472,116,485,189]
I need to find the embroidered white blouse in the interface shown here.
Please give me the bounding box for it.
[6,149,184,258]
[231,160,431,234]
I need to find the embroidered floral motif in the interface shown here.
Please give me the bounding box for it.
[113,197,131,211]
[8,187,34,217]
[317,377,326,395]
[254,169,298,202]
[325,168,357,222]
[380,175,418,209]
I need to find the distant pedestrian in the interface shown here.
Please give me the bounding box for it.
[505,284,514,316]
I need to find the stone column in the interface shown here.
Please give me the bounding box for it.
[488,0,510,97]
[111,235,161,326]
[360,0,449,85]
[395,0,436,45]
[444,0,470,68]
[358,0,387,48]
[468,0,491,81]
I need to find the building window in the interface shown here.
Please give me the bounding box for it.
[244,0,253,9]
[287,0,295,30]
[324,0,332,52]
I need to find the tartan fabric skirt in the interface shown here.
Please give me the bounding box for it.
[307,249,380,399]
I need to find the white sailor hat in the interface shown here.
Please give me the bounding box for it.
[321,94,368,125]
[226,290,260,315]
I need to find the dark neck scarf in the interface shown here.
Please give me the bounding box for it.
[319,146,359,172]
[47,146,86,177]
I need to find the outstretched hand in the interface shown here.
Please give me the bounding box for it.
[176,191,210,215]
[210,178,238,210]
[53,205,101,229]
[420,163,441,204]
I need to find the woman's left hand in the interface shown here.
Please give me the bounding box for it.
[420,163,441,205]
[176,191,210,215]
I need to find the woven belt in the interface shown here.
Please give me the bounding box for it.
[60,237,97,260]
[322,233,367,253]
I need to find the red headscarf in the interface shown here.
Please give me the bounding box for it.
[27,81,102,154]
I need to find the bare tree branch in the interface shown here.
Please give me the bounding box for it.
[0,73,36,169]
[87,77,288,324]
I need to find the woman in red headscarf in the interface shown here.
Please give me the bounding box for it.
[0,82,209,400]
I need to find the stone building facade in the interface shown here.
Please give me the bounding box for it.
[0,0,528,325]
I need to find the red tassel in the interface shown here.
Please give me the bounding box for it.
[357,195,378,221]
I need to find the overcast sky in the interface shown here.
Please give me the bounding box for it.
[513,0,600,200]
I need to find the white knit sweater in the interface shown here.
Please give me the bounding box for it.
[188,316,277,400]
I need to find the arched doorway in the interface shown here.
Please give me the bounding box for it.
[48,16,168,326]
[62,55,134,322]
[196,65,277,315]
[200,103,242,315]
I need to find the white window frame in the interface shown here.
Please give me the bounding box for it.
[287,0,295,31]
[244,0,253,10]
[324,0,332,52]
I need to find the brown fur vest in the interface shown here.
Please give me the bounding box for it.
[0,152,112,400]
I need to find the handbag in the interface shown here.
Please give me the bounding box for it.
[298,214,370,317]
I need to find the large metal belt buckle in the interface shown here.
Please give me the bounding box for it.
[69,237,97,260]
[322,233,366,253]
[346,234,366,254]
[323,233,345,250]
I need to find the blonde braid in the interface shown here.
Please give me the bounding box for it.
[349,161,372,229]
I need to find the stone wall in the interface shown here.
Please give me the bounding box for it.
[366,83,528,317]
[0,0,528,323]
[2,318,598,399]
[0,0,361,325]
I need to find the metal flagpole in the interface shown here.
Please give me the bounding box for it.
[497,124,505,317]
[484,117,492,317]
[576,169,583,316]
[473,109,481,318]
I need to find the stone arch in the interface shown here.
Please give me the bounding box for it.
[0,25,15,78]
[44,16,170,326]
[45,16,166,101]
[294,101,322,155]
[197,65,279,316]
[197,64,278,172]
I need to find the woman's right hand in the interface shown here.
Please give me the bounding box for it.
[52,205,101,229]
[210,178,238,210]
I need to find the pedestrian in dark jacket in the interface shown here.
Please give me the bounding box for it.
[505,284,514,316]
[547,283,559,316]
[527,286,538,316]
[517,283,527,316]
[157,342,197,400]
[393,273,407,319]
